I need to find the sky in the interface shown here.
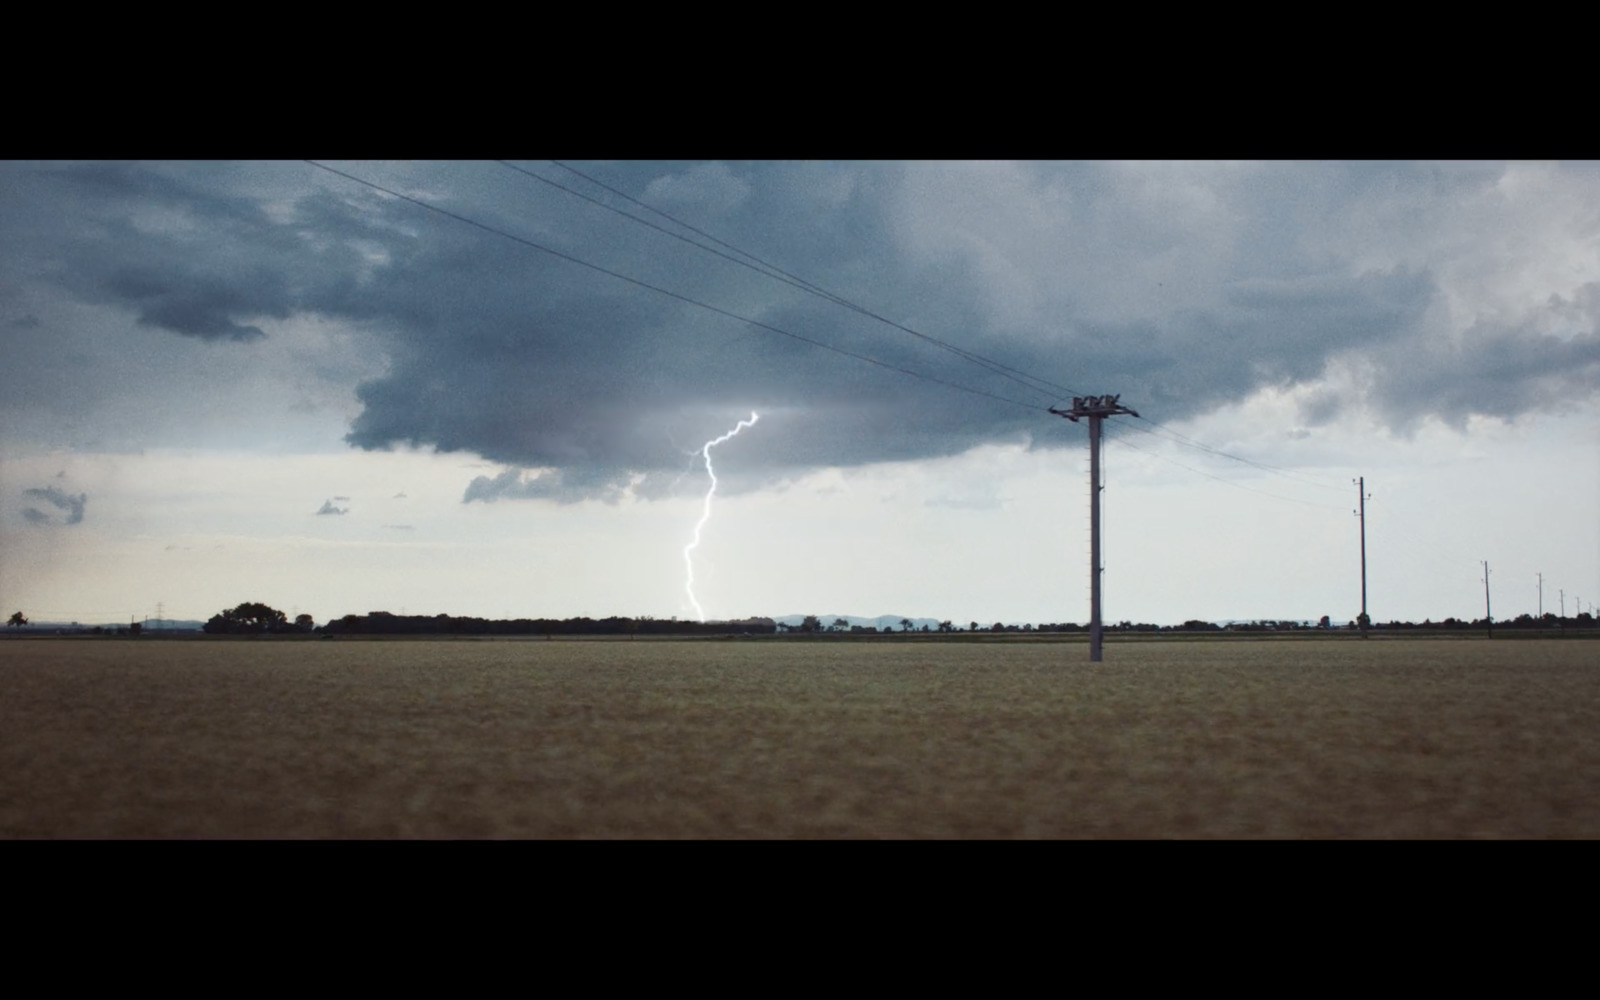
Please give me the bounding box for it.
[1,160,1596,627]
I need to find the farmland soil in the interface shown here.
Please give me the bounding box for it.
[2,636,1596,838]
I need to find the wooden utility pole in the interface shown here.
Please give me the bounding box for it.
[1483,560,1493,638]
[1051,394,1139,663]
[1354,477,1371,636]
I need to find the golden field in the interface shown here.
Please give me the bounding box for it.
[2,635,1597,838]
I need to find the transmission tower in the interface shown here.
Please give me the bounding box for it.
[1051,394,1139,662]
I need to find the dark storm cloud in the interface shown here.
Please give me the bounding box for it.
[108,266,271,341]
[15,163,385,342]
[6,161,1598,500]
[22,485,86,524]
[1042,266,1435,423]
[1366,313,1600,429]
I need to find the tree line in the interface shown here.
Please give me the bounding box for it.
[203,602,316,634]
[10,602,1595,637]
[320,611,776,636]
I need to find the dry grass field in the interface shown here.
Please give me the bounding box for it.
[2,635,1597,838]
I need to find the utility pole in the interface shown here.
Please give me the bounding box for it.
[1537,573,1543,620]
[1051,394,1139,663]
[1482,560,1493,638]
[1353,477,1371,637]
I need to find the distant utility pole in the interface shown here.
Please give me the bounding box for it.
[1353,477,1371,637]
[1482,560,1493,638]
[1051,394,1139,663]
[1537,573,1543,619]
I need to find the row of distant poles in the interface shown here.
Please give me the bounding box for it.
[1061,398,1575,659]
[1056,396,1379,662]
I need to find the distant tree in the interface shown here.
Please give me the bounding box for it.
[1318,615,1331,629]
[938,621,953,633]
[7,612,26,628]
[969,621,979,633]
[204,602,290,634]
[832,618,849,633]
[800,615,822,633]
[991,622,1004,632]
[294,613,315,631]
[900,618,912,633]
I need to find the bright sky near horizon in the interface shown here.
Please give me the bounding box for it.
[1,160,1596,627]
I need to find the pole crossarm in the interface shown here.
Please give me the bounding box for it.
[1050,395,1141,423]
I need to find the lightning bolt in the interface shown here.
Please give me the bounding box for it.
[684,411,759,623]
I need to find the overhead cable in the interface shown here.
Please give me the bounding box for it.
[535,160,1081,403]
[305,160,1045,413]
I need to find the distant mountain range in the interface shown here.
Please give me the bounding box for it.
[772,614,947,631]
[8,620,208,632]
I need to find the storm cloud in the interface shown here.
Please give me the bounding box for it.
[5,160,1598,501]
[462,465,639,506]
[22,485,86,525]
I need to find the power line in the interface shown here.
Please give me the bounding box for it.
[531,160,1081,404]
[315,161,1357,496]
[1104,424,1349,511]
[500,161,841,306]
[1124,415,1350,492]
[305,160,1046,414]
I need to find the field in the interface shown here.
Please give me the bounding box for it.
[3,635,1597,838]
